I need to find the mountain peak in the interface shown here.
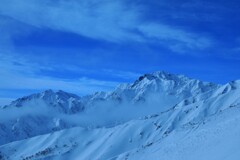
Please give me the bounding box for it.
[7,89,83,114]
[108,71,220,107]
[40,89,55,97]
[137,71,189,82]
[39,89,80,99]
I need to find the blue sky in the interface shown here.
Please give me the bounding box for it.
[0,0,240,104]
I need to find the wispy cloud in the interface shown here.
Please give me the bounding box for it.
[138,23,213,53]
[0,73,119,95]
[101,69,141,80]
[0,53,120,99]
[0,0,141,42]
[0,0,214,53]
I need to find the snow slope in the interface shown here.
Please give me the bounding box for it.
[0,71,239,160]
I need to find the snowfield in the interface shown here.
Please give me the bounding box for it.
[0,71,240,160]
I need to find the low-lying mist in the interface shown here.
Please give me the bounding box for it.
[0,93,179,128]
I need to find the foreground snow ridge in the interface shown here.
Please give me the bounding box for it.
[0,71,240,160]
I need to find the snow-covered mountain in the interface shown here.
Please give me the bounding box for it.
[0,71,240,160]
[6,89,84,114]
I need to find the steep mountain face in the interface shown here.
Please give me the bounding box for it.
[120,71,217,98]
[0,71,239,160]
[89,71,219,111]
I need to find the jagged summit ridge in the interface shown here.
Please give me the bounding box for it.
[139,71,188,81]
[136,71,197,82]
[111,71,220,103]
[117,71,217,90]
